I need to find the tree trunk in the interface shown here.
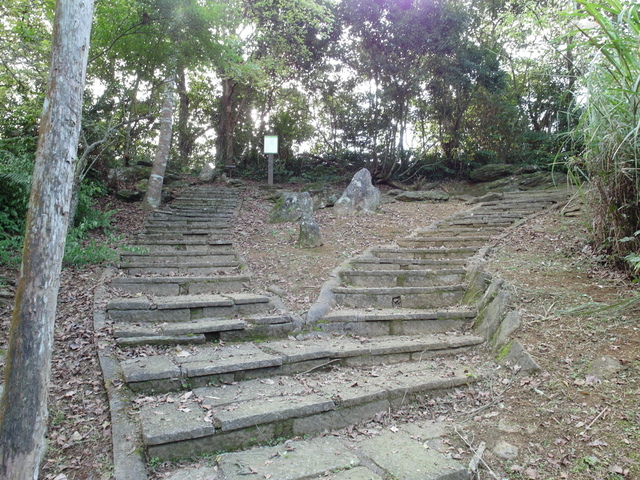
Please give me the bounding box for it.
[0,0,93,477]
[143,73,176,210]
[176,62,192,168]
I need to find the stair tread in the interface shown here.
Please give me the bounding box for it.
[136,357,484,445]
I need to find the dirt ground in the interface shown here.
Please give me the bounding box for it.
[1,179,639,479]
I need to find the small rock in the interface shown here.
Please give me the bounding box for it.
[395,190,449,202]
[589,355,624,379]
[493,440,519,460]
[267,285,287,298]
[297,213,323,248]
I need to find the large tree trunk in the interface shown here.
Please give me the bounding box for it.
[143,74,176,210]
[0,0,93,477]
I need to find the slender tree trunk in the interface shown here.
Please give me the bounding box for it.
[0,0,93,477]
[143,73,176,210]
[176,62,192,168]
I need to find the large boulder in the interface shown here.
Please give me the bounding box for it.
[469,164,517,183]
[268,192,314,223]
[334,168,380,215]
[395,190,449,202]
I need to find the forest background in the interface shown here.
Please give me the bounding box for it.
[0,0,639,272]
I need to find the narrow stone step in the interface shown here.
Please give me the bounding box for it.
[396,236,491,248]
[114,317,247,342]
[318,307,477,336]
[332,285,466,309]
[339,268,466,288]
[107,293,273,323]
[120,261,242,275]
[119,250,239,265]
[136,355,484,459]
[109,274,251,296]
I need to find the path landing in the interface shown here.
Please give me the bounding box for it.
[95,184,567,480]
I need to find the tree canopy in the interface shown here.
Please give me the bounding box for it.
[2,0,639,266]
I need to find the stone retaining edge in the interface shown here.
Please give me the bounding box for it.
[465,194,570,374]
[94,267,149,480]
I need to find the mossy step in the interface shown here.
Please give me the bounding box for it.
[369,246,477,260]
[120,261,242,276]
[119,250,239,265]
[396,236,491,248]
[414,227,503,237]
[339,268,466,288]
[332,285,466,309]
[136,355,484,459]
[348,257,467,271]
[123,333,482,392]
[317,307,477,336]
[109,274,251,296]
[107,293,273,323]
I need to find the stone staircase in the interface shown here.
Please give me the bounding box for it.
[98,185,566,480]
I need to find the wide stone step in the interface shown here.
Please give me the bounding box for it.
[107,293,273,323]
[122,333,483,392]
[212,432,467,480]
[396,236,491,248]
[109,274,251,296]
[119,261,242,275]
[128,238,233,253]
[143,227,231,236]
[318,307,477,336]
[370,246,477,260]
[135,353,485,459]
[349,256,467,271]
[339,268,466,288]
[119,250,239,265]
[332,285,466,309]
[414,226,503,237]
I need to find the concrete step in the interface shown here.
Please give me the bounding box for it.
[107,293,274,324]
[133,351,485,459]
[339,268,466,288]
[349,256,467,271]
[396,236,491,248]
[119,261,242,275]
[332,285,466,309]
[211,432,468,480]
[318,307,477,336]
[109,274,251,296]
[128,238,233,252]
[370,246,478,260]
[119,250,239,265]
[414,226,503,237]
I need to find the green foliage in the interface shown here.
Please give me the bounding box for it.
[570,1,640,266]
[0,138,34,235]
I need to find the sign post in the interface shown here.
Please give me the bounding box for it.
[264,135,278,186]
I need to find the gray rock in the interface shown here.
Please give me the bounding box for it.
[493,440,519,460]
[395,190,450,202]
[334,168,381,215]
[589,355,624,379]
[469,164,516,183]
[304,185,339,209]
[115,189,144,202]
[297,213,323,248]
[268,192,314,223]
[108,165,151,184]
[267,285,287,297]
